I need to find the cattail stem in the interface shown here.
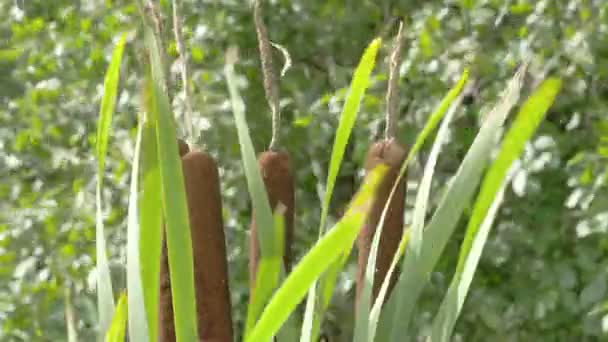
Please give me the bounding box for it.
[253,0,281,150]
[385,22,404,140]
[172,0,195,142]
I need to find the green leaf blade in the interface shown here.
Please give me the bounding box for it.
[126,122,149,342]
[145,26,199,342]
[384,66,527,341]
[96,33,127,178]
[224,57,282,338]
[360,88,466,342]
[430,77,562,342]
[138,113,163,342]
[105,293,128,342]
[95,33,127,337]
[302,37,382,342]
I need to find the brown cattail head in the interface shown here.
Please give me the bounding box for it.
[182,150,233,342]
[249,150,295,296]
[356,138,406,308]
[159,142,234,342]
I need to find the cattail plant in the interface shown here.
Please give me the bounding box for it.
[356,23,407,306]
[145,0,234,339]
[159,139,234,342]
[249,0,296,295]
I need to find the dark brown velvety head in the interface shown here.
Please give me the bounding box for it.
[356,138,407,308]
[249,150,296,299]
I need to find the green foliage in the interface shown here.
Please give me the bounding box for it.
[384,66,526,341]
[431,77,562,342]
[105,292,127,342]
[2,0,607,341]
[304,37,382,342]
[143,25,199,341]
[126,122,148,342]
[95,32,126,336]
[355,69,469,342]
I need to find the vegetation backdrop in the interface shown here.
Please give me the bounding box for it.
[1,0,607,341]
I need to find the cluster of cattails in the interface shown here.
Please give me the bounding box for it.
[159,139,233,342]
[158,1,298,341]
[155,3,408,340]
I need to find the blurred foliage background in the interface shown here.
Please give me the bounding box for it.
[1,0,607,341]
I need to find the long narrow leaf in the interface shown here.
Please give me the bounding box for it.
[429,172,510,342]
[361,94,464,342]
[385,65,527,341]
[138,105,162,342]
[105,293,128,342]
[301,37,382,342]
[247,165,389,342]
[354,70,468,342]
[224,54,281,338]
[126,121,149,341]
[96,33,127,177]
[430,78,562,342]
[145,26,199,342]
[274,208,301,342]
[95,33,127,336]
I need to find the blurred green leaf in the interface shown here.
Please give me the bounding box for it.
[126,121,149,341]
[224,54,282,339]
[144,24,198,342]
[95,32,126,337]
[105,293,127,342]
[384,66,527,342]
[304,37,382,342]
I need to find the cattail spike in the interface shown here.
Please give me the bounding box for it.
[356,139,406,307]
[159,140,233,342]
[249,150,295,296]
[182,150,233,342]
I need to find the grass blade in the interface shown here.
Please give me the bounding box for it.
[126,121,149,341]
[224,54,282,338]
[138,111,162,342]
[318,37,382,236]
[138,109,162,342]
[384,65,527,341]
[301,37,382,342]
[247,165,389,342]
[145,26,199,342]
[361,93,465,342]
[429,173,509,342]
[96,33,127,178]
[95,33,127,336]
[430,78,562,342]
[105,292,128,342]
